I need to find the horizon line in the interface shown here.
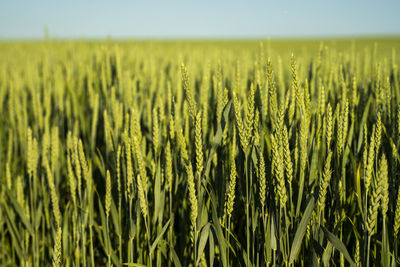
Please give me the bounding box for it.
[1,34,400,42]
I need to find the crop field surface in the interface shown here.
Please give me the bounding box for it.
[0,38,400,266]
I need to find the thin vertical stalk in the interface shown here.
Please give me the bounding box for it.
[245,154,250,266]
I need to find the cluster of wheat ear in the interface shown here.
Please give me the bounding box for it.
[0,39,400,266]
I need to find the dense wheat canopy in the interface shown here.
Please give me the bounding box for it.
[0,38,400,266]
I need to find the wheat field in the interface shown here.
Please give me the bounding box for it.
[0,38,400,266]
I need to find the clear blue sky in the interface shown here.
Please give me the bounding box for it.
[1,0,399,39]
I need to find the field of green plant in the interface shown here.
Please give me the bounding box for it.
[0,38,400,266]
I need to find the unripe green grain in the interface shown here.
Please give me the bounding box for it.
[337,103,344,156]
[224,159,238,222]
[352,76,358,107]
[137,174,148,218]
[233,92,248,152]
[177,126,189,162]
[152,107,160,154]
[16,175,24,208]
[355,239,360,267]
[342,99,349,151]
[267,58,278,125]
[375,111,382,154]
[317,151,333,213]
[78,139,89,182]
[67,152,77,206]
[253,110,260,147]
[290,54,299,114]
[51,126,59,172]
[186,163,198,243]
[195,111,204,178]
[318,78,325,116]
[282,126,293,185]
[27,127,34,177]
[124,135,133,194]
[132,134,147,191]
[397,106,400,137]
[300,112,308,172]
[181,63,197,120]
[244,83,255,143]
[216,81,224,125]
[130,109,142,142]
[363,125,368,173]
[43,155,61,227]
[72,136,82,198]
[378,155,388,217]
[53,227,62,267]
[366,157,382,234]
[105,170,111,218]
[165,141,173,192]
[43,130,51,159]
[394,186,400,237]
[326,103,333,150]
[104,109,113,151]
[271,133,287,208]
[116,145,122,208]
[257,153,266,209]
[365,126,376,193]
[169,114,175,141]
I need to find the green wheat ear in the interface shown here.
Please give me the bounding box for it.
[132,134,148,191]
[317,151,333,214]
[5,163,11,190]
[375,111,382,154]
[165,141,173,192]
[186,163,198,243]
[181,63,197,120]
[43,154,61,227]
[177,125,189,162]
[105,170,112,218]
[366,157,382,234]
[27,127,34,177]
[137,174,148,218]
[233,91,247,153]
[16,175,25,212]
[53,227,62,267]
[326,103,333,149]
[394,186,400,238]
[378,154,389,218]
[244,83,255,144]
[257,152,266,210]
[195,111,204,178]
[282,125,293,185]
[223,158,238,224]
[104,109,114,151]
[365,126,376,194]
[124,135,133,195]
[271,133,287,208]
[355,239,360,267]
[152,107,160,154]
[67,150,77,206]
[267,58,278,125]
